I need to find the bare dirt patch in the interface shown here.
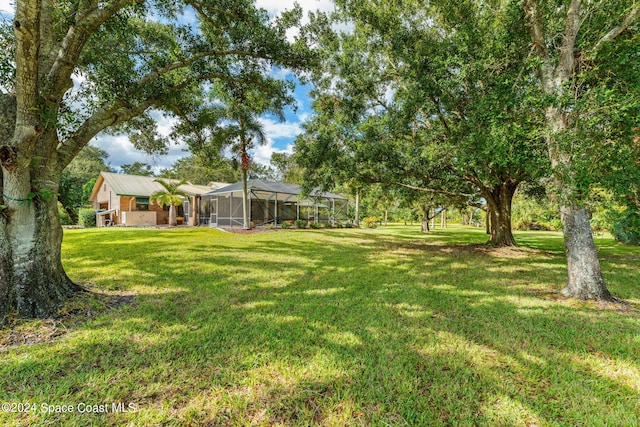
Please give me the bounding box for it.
[0,285,136,351]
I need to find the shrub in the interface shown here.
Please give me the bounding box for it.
[513,219,529,231]
[280,221,292,229]
[611,210,640,245]
[79,209,97,227]
[363,217,378,228]
[294,219,307,229]
[548,219,563,231]
[59,210,73,226]
[309,222,321,229]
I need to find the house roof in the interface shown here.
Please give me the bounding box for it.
[204,179,347,200]
[89,172,226,201]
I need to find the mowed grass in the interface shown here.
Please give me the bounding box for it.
[1,225,639,426]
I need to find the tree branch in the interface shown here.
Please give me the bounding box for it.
[11,0,42,158]
[391,181,478,199]
[46,0,143,101]
[429,95,451,136]
[57,98,153,169]
[171,103,209,149]
[523,0,549,61]
[593,3,640,53]
[557,0,582,81]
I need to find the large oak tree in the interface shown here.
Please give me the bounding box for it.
[0,0,309,321]
[524,0,640,300]
[298,0,546,246]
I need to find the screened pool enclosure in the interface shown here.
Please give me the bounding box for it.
[199,179,349,228]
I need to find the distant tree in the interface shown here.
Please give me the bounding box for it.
[150,179,189,227]
[59,145,113,223]
[120,162,155,176]
[270,152,304,184]
[158,155,239,185]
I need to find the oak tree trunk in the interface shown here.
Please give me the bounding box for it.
[421,203,432,233]
[1,170,80,321]
[560,205,612,300]
[546,107,613,300]
[524,0,620,300]
[483,180,518,246]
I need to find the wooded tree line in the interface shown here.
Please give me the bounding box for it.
[294,0,640,301]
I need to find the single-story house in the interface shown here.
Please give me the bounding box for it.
[89,172,228,226]
[199,179,349,227]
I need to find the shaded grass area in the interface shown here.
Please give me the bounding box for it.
[1,225,639,426]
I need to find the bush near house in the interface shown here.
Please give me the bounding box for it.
[363,216,378,228]
[79,208,97,227]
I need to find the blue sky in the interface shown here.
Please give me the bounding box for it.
[0,0,333,172]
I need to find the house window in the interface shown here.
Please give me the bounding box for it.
[136,198,149,211]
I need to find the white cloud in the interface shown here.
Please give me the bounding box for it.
[149,110,179,137]
[92,132,189,174]
[253,140,294,166]
[250,118,302,165]
[0,0,14,14]
[260,117,302,140]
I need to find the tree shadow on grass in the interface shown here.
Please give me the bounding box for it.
[1,227,639,426]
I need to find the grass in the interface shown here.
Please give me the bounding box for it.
[1,224,639,426]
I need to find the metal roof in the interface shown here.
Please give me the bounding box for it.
[95,172,224,198]
[204,179,347,200]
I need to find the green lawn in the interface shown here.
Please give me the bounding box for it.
[1,225,639,426]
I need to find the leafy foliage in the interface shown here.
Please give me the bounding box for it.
[60,146,113,223]
[611,208,640,245]
[296,0,549,245]
[120,162,155,176]
[150,179,188,208]
[79,208,97,227]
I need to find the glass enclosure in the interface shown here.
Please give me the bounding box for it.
[199,183,349,228]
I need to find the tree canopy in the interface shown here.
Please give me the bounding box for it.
[0,0,313,321]
[296,0,640,299]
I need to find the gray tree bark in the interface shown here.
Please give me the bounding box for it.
[522,0,640,300]
[483,180,518,247]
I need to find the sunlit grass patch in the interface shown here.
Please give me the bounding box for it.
[0,224,638,426]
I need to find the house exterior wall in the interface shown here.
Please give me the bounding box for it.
[94,184,169,226]
[92,177,121,212]
[122,211,157,226]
